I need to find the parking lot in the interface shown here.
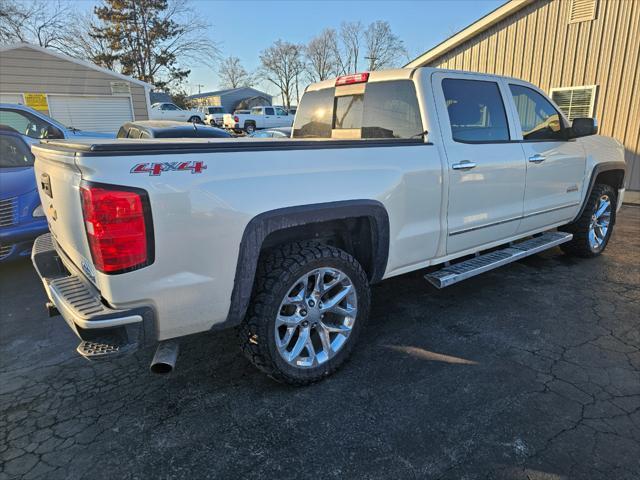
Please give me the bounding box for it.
[0,206,638,479]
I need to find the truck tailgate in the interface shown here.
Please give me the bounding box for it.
[223,113,239,129]
[31,144,93,281]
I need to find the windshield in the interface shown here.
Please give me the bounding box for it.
[0,107,73,136]
[0,134,34,168]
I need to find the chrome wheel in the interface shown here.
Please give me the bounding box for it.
[588,194,611,250]
[275,267,358,368]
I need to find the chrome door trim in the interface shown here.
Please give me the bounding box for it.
[524,202,580,219]
[449,202,580,236]
[449,215,521,236]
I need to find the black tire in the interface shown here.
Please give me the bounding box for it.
[244,122,256,134]
[238,242,371,386]
[560,183,617,257]
[188,116,203,124]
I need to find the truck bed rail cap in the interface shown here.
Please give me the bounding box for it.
[33,137,429,156]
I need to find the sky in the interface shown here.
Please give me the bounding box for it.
[69,0,505,96]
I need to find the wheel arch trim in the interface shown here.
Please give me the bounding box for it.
[220,200,389,330]
[574,162,626,222]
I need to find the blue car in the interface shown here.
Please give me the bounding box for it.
[0,125,48,262]
[0,104,114,145]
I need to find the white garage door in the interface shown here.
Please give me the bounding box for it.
[48,95,134,134]
[0,93,24,104]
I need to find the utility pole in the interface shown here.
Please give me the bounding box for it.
[364,56,377,71]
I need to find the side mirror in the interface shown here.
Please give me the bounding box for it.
[569,117,598,138]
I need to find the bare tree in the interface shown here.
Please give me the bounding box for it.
[364,20,407,70]
[336,21,364,75]
[0,0,75,49]
[259,40,304,109]
[54,12,115,68]
[305,28,338,82]
[218,56,253,88]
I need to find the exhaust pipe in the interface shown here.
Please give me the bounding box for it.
[150,340,179,374]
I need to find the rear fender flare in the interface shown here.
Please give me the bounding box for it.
[220,200,389,329]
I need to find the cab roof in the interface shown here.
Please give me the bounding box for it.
[305,67,539,92]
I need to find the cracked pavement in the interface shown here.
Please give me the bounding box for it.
[1,206,639,479]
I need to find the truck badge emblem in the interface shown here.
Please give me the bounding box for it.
[131,161,207,176]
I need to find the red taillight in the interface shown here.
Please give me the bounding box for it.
[335,72,369,86]
[234,115,239,123]
[80,184,152,274]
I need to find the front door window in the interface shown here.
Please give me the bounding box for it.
[509,85,565,140]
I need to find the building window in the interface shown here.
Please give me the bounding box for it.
[550,86,598,121]
[569,0,597,23]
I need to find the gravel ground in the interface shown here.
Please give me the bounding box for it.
[1,206,639,480]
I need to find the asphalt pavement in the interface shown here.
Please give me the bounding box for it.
[1,206,639,479]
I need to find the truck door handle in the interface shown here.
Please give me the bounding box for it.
[528,154,546,163]
[452,160,477,170]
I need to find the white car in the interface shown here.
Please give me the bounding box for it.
[223,105,292,133]
[149,102,204,123]
[30,68,626,386]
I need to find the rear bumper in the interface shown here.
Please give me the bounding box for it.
[0,218,48,244]
[31,233,156,360]
[0,219,48,262]
[1,239,36,262]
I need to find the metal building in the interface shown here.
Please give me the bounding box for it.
[407,0,640,201]
[0,43,153,134]
[187,87,272,113]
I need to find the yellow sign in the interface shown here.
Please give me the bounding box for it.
[24,93,49,112]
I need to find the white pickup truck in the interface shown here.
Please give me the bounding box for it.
[199,106,226,127]
[223,105,293,133]
[30,68,626,385]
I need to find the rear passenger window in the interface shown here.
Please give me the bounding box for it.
[265,107,275,115]
[293,88,335,138]
[509,85,565,141]
[442,79,510,142]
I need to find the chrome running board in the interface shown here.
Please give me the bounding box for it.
[424,231,573,289]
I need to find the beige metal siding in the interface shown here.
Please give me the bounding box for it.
[0,47,149,120]
[424,0,640,191]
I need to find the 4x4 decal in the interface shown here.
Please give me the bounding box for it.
[131,161,207,176]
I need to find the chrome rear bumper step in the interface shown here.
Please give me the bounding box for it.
[31,233,156,361]
[425,231,573,288]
